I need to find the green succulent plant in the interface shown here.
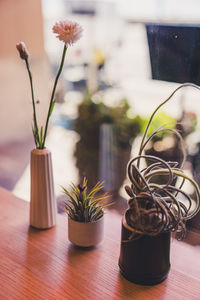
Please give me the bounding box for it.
[62,178,108,222]
[124,83,200,240]
[74,93,143,150]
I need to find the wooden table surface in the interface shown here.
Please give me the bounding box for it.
[0,187,200,300]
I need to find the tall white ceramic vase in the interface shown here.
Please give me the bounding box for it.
[30,148,57,229]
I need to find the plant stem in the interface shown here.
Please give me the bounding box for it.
[25,58,39,147]
[138,82,200,167]
[42,44,67,148]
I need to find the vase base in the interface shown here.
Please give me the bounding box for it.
[30,224,56,230]
[119,262,170,285]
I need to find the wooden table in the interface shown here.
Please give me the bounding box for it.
[0,187,200,300]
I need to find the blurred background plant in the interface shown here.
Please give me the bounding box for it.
[144,109,197,185]
[74,92,143,192]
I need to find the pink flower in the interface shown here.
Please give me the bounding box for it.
[16,42,29,60]
[52,20,83,46]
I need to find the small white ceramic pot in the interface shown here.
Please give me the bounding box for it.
[68,216,104,247]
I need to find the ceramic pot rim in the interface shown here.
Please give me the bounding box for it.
[31,148,50,155]
[68,215,104,225]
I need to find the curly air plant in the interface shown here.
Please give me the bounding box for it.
[124,83,200,240]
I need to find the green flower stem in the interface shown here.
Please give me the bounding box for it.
[42,44,67,148]
[25,58,39,147]
[138,83,200,167]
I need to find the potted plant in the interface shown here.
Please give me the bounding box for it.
[118,83,200,285]
[62,178,108,247]
[74,93,143,192]
[16,20,83,229]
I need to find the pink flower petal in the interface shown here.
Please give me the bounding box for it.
[53,20,83,46]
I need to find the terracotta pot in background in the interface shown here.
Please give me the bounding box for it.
[30,148,57,229]
[68,216,104,247]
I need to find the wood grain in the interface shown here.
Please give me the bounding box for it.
[0,187,200,300]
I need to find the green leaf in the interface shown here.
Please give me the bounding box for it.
[62,186,79,210]
[62,179,107,222]
[39,126,43,146]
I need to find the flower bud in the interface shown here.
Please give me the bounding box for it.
[16,42,29,60]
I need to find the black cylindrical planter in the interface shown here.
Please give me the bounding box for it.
[119,218,171,285]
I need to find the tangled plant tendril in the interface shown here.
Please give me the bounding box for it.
[124,83,200,240]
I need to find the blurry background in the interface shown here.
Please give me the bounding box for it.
[1,0,200,228]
